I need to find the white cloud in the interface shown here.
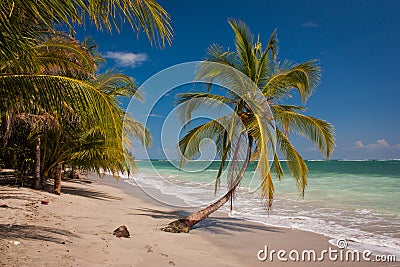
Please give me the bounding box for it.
[103,51,148,68]
[301,21,319,28]
[354,139,391,149]
[376,139,390,148]
[395,144,400,150]
[354,140,364,148]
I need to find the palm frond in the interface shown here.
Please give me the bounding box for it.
[178,116,228,168]
[254,47,273,89]
[196,61,267,116]
[35,36,97,78]
[272,105,335,158]
[84,0,173,47]
[253,29,278,88]
[123,114,151,148]
[276,128,308,196]
[1,0,172,50]
[263,60,321,103]
[93,70,142,101]
[265,28,279,61]
[241,105,276,208]
[214,130,230,193]
[228,19,256,79]
[0,74,122,146]
[176,93,233,124]
[205,43,237,67]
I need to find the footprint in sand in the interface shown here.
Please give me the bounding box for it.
[159,253,168,257]
[169,261,175,266]
[145,245,153,252]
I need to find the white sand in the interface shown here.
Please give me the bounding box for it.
[0,175,397,266]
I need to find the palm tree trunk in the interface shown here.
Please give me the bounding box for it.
[162,139,252,233]
[41,173,48,190]
[33,136,41,189]
[185,178,243,227]
[53,162,62,195]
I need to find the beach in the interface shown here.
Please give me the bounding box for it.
[2,1,400,266]
[1,174,397,266]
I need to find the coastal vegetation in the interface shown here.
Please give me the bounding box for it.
[163,19,335,232]
[0,0,170,193]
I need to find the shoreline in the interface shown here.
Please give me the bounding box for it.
[106,174,400,265]
[116,171,400,258]
[1,174,397,266]
[128,160,400,256]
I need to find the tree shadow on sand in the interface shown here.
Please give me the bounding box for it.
[130,207,283,235]
[131,207,190,219]
[0,224,78,244]
[60,185,123,201]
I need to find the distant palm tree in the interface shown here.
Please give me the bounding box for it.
[162,19,335,233]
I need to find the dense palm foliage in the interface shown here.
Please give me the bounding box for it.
[1,0,172,114]
[163,19,335,232]
[1,0,172,63]
[0,0,162,192]
[0,33,150,193]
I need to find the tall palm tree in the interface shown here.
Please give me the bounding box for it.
[43,70,150,194]
[1,0,171,150]
[162,19,335,233]
[0,31,149,193]
[0,32,98,186]
[1,0,169,179]
[1,0,172,116]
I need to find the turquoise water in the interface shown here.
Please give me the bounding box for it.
[125,160,400,254]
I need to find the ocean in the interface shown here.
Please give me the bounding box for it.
[123,160,400,256]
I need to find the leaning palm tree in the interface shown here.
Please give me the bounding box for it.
[162,19,335,233]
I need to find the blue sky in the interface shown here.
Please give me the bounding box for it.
[75,0,400,160]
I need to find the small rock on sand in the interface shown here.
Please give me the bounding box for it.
[113,225,130,238]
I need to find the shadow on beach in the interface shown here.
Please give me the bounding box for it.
[0,224,77,244]
[130,207,283,235]
[131,207,190,219]
[60,184,123,201]
[193,216,283,235]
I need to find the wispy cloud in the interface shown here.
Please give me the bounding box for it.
[300,21,319,28]
[148,113,164,118]
[306,146,319,152]
[354,139,392,149]
[103,51,148,68]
